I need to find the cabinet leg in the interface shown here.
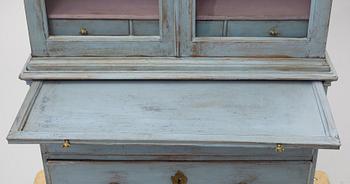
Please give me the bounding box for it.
[34,171,46,184]
[314,171,330,184]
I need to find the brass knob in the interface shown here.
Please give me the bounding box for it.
[62,139,71,149]
[275,144,285,153]
[80,28,88,35]
[269,28,280,37]
[171,171,187,184]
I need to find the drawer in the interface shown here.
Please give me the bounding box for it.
[49,19,159,36]
[196,21,309,37]
[47,160,312,184]
[43,144,314,161]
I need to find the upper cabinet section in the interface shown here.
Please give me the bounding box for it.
[179,0,333,58]
[25,0,332,58]
[26,0,175,56]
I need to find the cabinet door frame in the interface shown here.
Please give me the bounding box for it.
[25,0,176,57]
[179,0,332,58]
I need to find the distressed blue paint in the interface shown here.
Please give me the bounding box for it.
[8,81,340,149]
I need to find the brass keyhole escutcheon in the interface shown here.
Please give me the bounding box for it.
[80,27,88,35]
[275,144,285,153]
[269,27,280,37]
[171,170,187,184]
[62,139,71,149]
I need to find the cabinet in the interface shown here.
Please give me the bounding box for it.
[25,0,332,57]
[7,1,341,184]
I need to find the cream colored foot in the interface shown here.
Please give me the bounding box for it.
[314,171,330,184]
[34,171,46,184]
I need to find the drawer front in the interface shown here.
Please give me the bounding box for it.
[196,21,308,37]
[49,19,159,36]
[43,144,314,161]
[48,161,311,184]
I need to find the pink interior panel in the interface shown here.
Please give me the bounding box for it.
[46,0,159,20]
[197,0,311,20]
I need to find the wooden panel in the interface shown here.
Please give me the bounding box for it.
[43,144,314,161]
[196,21,308,37]
[133,20,159,36]
[196,0,311,20]
[46,0,159,20]
[49,20,160,36]
[23,82,326,136]
[49,19,129,36]
[47,161,312,184]
[227,21,308,37]
[24,0,49,56]
[196,21,224,37]
[7,81,340,149]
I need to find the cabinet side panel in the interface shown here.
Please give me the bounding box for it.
[25,0,48,56]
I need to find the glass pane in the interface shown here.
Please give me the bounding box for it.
[46,0,160,36]
[196,0,311,38]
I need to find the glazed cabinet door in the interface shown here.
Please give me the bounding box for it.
[179,0,332,57]
[26,0,175,56]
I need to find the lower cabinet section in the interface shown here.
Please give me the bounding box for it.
[47,160,312,184]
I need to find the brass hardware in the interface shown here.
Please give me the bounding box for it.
[80,28,88,35]
[269,28,280,37]
[171,170,187,184]
[275,144,285,153]
[62,139,71,148]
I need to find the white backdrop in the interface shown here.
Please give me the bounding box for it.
[0,0,349,183]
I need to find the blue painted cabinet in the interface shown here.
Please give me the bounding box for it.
[7,0,340,184]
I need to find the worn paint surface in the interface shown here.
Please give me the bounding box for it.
[7,81,340,149]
